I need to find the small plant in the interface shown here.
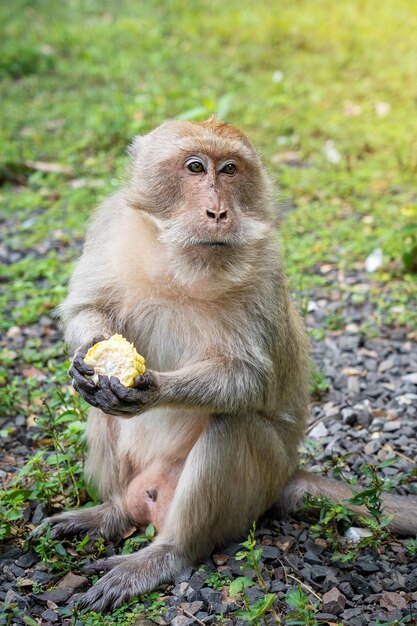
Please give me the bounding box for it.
[58,591,165,625]
[284,587,320,626]
[122,523,155,554]
[325,309,345,331]
[399,223,417,273]
[205,570,231,591]
[310,363,329,400]
[347,458,400,548]
[405,538,417,556]
[306,495,354,561]
[229,524,281,625]
[0,367,90,540]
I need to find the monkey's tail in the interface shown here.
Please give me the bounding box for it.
[279,470,417,536]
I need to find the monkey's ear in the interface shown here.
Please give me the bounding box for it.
[127,135,144,159]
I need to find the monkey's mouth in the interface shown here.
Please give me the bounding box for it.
[194,241,231,247]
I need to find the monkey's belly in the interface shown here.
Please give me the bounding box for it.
[124,458,183,532]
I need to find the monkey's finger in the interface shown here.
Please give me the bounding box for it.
[72,353,94,375]
[73,381,99,407]
[134,371,157,390]
[70,367,95,391]
[109,377,141,402]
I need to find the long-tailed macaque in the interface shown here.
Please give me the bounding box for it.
[41,118,417,611]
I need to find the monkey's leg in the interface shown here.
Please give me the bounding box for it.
[37,499,133,542]
[78,413,295,612]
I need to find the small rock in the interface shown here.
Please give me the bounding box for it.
[4,589,30,610]
[32,503,47,525]
[181,600,203,615]
[339,581,354,598]
[378,359,394,373]
[348,376,360,395]
[171,617,190,626]
[201,588,222,606]
[57,572,88,593]
[405,570,417,591]
[357,557,380,573]
[41,609,60,623]
[309,422,328,439]
[321,587,346,615]
[341,407,357,425]
[383,420,401,432]
[188,571,208,590]
[380,591,408,611]
[344,527,373,544]
[304,550,322,565]
[402,373,417,384]
[212,554,229,565]
[38,587,74,604]
[16,550,37,569]
[259,545,279,560]
[309,565,337,582]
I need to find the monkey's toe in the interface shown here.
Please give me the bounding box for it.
[79,565,144,612]
[83,557,114,575]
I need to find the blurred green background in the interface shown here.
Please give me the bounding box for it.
[1,0,417,330]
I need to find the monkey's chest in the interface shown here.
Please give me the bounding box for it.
[125,301,212,371]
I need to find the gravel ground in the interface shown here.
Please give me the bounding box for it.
[1,220,417,625]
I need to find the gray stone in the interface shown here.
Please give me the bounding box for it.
[171,617,190,626]
[38,587,73,604]
[188,571,208,590]
[16,550,37,569]
[200,588,222,606]
[41,609,60,623]
[321,587,346,615]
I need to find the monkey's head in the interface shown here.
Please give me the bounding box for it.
[125,117,277,280]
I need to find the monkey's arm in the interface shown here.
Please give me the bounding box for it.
[64,309,114,353]
[97,354,271,417]
[155,357,270,413]
[71,355,270,417]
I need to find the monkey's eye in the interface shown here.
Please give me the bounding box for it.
[187,160,205,174]
[221,162,237,176]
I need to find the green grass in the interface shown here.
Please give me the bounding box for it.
[1,0,417,332]
[1,0,417,333]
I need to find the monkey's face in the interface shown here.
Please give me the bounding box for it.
[127,119,275,260]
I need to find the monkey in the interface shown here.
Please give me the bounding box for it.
[38,117,417,612]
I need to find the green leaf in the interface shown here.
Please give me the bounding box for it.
[45,453,68,465]
[249,593,276,618]
[229,576,253,596]
[145,523,155,539]
[285,587,309,609]
[376,457,400,469]
[54,543,67,557]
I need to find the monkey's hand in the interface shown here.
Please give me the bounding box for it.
[71,350,158,417]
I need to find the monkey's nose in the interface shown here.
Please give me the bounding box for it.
[206,209,228,223]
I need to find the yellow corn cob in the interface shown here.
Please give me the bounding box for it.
[83,334,146,387]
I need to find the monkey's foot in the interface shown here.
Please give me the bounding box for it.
[30,502,132,543]
[79,547,186,612]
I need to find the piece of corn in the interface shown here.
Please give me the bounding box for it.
[83,334,146,387]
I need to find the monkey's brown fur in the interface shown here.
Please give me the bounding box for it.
[43,118,417,611]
